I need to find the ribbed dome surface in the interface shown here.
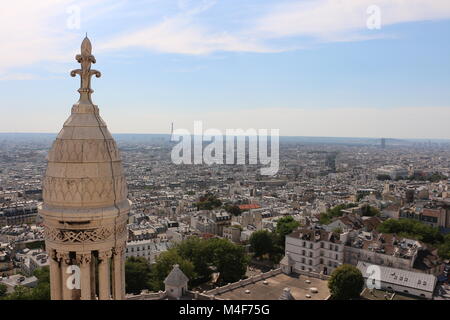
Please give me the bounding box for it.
[43,107,128,208]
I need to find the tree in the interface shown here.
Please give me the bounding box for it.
[249,230,275,259]
[328,264,364,300]
[176,237,212,282]
[207,238,248,284]
[0,267,50,300]
[438,241,450,260]
[1,285,34,300]
[360,204,379,217]
[0,283,7,297]
[30,266,50,300]
[438,234,450,260]
[377,218,443,244]
[376,174,391,181]
[149,249,195,291]
[332,227,343,234]
[196,193,222,210]
[125,257,152,294]
[147,237,249,289]
[224,204,242,216]
[275,216,300,249]
[319,203,358,224]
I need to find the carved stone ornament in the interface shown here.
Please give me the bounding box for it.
[113,244,125,256]
[76,253,92,265]
[98,249,113,261]
[70,36,101,104]
[44,225,113,243]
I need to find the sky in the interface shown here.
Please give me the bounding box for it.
[0,0,450,139]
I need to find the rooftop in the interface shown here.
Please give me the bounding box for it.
[357,261,437,293]
[214,273,330,300]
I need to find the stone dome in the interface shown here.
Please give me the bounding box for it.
[42,106,128,209]
[41,36,129,212]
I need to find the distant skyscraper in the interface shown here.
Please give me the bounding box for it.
[381,138,386,149]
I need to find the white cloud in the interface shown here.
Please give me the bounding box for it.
[0,1,76,74]
[254,0,450,40]
[1,0,450,74]
[0,73,38,81]
[98,3,274,55]
[0,0,122,78]
[98,0,450,55]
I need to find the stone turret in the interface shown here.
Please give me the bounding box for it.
[164,264,189,299]
[39,36,131,300]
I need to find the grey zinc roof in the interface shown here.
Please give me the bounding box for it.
[357,261,437,293]
[164,264,189,287]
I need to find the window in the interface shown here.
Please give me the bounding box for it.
[321,242,324,248]
[309,252,313,258]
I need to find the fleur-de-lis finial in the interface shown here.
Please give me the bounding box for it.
[70,36,101,104]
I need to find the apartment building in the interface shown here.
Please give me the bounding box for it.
[284,227,346,275]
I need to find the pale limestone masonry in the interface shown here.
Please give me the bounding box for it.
[39,37,131,300]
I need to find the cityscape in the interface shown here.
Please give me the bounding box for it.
[1,131,450,301]
[0,0,449,315]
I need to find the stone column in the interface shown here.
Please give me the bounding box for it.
[98,249,112,300]
[112,245,125,300]
[90,254,97,299]
[60,252,73,300]
[78,252,92,300]
[121,249,126,299]
[49,250,62,300]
